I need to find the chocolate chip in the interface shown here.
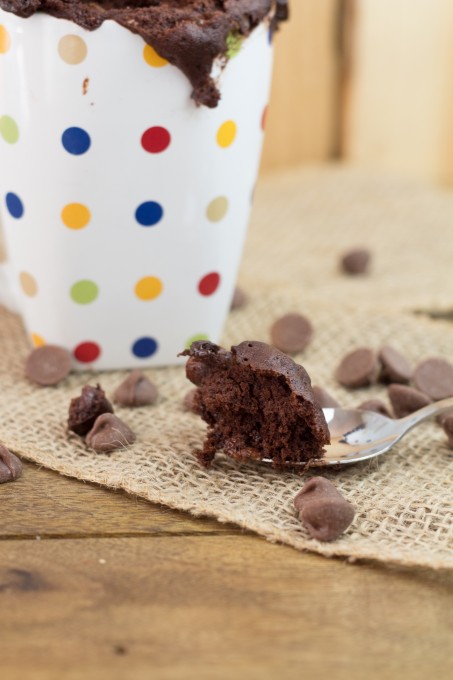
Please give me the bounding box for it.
[413,358,453,400]
[340,249,371,275]
[357,399,392,417]
[270,313,314,354]
[68,384,114,436]
[25,345,72,386]
[86,413,136,453]
[182,388,200,413]
[0,444,23,484]
[388,384,431,418]
[312,386,340,409]
[230,286,248,310]
[294,477,355,542]
[113,371,158,407]
[335,348,379,388]
[441,414,453,448]
[378,345,412,384]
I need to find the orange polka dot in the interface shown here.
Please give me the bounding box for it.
[0,25,10,54]
[135,276,163,301]
[31,333,46,347]
[143,44,168,68]
[217,120,237,148]
[19,271,38,297]
[61,203,91,230]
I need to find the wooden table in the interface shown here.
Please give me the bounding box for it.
[1,461,451,679]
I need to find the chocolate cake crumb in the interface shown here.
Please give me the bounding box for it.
[68,384,114,436]
[181,340,329,468]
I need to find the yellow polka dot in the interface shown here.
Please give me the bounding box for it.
[206,196,229,222]
[58,35,87,65]
[19,271,38,297]
[0,25,10,54]
[31,333,46,347]
[61,203,91,230]
[143,44,168,68]
[217,120,237,148]
[135,276,163,301]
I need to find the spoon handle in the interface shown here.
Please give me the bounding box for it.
[398,396,453,431]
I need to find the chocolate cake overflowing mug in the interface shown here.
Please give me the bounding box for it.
[0,1,288,369]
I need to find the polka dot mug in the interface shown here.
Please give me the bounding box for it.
[0,10,273,369]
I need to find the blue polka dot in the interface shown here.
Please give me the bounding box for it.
[132,336,158,358]
[5,192,24,219]
[135,201,163,227]
[62,127,91,155]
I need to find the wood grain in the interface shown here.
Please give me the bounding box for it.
[342,0,453,184]
[261,0,340,172]
[0,535,451,680]
[0,461,239,538]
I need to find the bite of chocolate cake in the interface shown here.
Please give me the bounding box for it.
[181,340,330,469]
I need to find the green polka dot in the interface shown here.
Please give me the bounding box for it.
[226,32,243,59]
[185,333,209,349]
[0,115,19,144]
[70,279,99,304]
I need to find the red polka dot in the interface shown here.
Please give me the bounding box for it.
[198,272,220,296]
[141,126,171,153]
[261,105,268,131]
[74,341,101,363]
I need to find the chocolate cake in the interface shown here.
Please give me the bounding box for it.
[181,340,330,468]
[1,1,289,107]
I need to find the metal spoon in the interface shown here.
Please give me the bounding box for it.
[311,397,453,466]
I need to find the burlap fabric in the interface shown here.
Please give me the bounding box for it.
[1,166,452,569]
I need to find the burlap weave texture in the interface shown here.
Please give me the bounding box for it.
[0,167,452,569]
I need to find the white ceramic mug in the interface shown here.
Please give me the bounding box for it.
[0,9,273,369]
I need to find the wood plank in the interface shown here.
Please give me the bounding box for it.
[0,461,240,538]
[0,535,451,679]
[342,0,453,184]
[260,0,340,173]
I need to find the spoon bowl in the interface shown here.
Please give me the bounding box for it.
[309,397,453,466]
